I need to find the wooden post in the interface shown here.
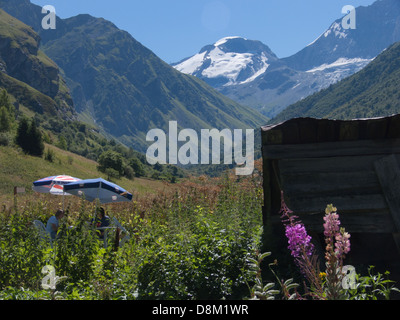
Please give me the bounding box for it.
[113,227,120,252]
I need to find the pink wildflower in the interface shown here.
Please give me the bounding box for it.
[334,229,351,258]
[323,211,340,239]
[323,205,351,260]
[285,223,314,258]
[279,192,314,259]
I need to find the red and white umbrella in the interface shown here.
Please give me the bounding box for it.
[32,175,82,196]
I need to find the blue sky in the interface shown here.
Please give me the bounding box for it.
[31,0,376,63]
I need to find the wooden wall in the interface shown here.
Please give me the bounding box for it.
[261,115,400,256]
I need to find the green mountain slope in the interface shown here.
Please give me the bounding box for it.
[42,14,267,152]
[0,0,268,153]
[0,8,74,117]
[271,41,400,123]
[0,8,187,185]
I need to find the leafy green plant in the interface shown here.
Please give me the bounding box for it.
[247,252,280,300]
[53,202,101,284]
[0,207,47,289]
[346,267,400,300]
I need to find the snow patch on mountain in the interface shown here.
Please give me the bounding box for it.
[307,57,373,73]
[201,48,252,80]
[214,36,245,47]
[306,20,350,48]
[174,51,207,74]
[239,53,270,85]
[201,49,270,86]
[324,22,348,39]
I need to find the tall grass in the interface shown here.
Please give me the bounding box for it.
[0,167,264,300]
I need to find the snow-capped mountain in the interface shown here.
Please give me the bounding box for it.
[173,0,400,118]
[219,56,372,117]
[283,0,400,71]
[173,36,278,88]
[173,35,373,117]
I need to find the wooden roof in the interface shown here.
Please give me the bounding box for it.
[261,114,400,146]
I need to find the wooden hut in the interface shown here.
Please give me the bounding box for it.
[261,114,400,274]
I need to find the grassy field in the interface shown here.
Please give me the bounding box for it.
[0,159,265,300]
[0,143,171,204]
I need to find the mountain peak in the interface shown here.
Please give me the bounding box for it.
[214,36,245,47]
[174,37,278,87]
[210,36,277,57]
[283,0,400,71]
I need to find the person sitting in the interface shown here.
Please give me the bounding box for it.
[93,207,111,239]
[46,209,64,240]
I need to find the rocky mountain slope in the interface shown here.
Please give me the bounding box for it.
[0,8,74,117]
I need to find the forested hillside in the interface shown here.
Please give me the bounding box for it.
[271,41,400,123]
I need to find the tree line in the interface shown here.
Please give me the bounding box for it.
[0,88,44,156]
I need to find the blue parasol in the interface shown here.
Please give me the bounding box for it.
[63,178,133,204]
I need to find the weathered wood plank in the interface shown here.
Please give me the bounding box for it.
[339,120,360,141]
[317,119,336,142]
[374,155,400,233]
[301,210,396,233]
[285,194,388,215]
[263,138,400,159]
[281,170,381,197]
[262,158,271,226]
[269,210,396,233]
[262,128,282,145]
[366,117,389,139]
[278,155,398,174]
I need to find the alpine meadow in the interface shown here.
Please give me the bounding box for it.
[1,0,400,305]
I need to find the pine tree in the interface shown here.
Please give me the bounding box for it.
[16,117,30,152]
[0,89,14,132]
[27,120,44,156]
[15,117,44,157]
[0,89,14,117]
[0,106,11,132]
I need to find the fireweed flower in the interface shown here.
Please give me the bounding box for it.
[285,223,314,258]
[279,192,324,297]
[279,192,314,259]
